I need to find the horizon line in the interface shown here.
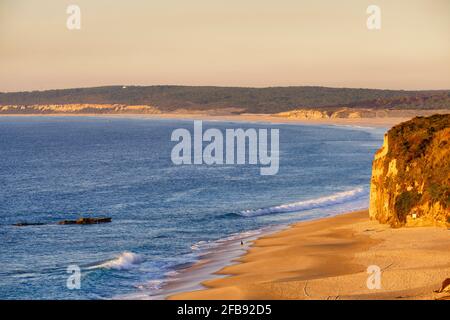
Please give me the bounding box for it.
[2,84,450,94]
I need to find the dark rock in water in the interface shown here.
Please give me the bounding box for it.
[58,217,112,225]
[57,220,78,225]
[14,217,112,226]
[76,217,112,224]
[13,222,46,227]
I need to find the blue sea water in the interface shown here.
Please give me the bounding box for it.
[0,116,385,299]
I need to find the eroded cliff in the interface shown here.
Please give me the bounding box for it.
[276,108,449,119]
[0,104,161,114]
[369,114,450,227]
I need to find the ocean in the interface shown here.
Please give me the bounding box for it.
[0,116,385,299]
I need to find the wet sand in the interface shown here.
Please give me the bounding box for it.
[168,210,450,300]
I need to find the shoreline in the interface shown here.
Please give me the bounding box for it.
[167,210,450,300]
[0,112,418,128]
[131,224,287,300]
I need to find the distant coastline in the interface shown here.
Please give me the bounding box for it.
[2,85,448,128]
[1,111,446,129]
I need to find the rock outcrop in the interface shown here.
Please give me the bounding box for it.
[58,217,112,225]
[369,114,450,227]
[14,217,112,226]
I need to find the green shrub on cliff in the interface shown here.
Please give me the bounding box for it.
[394,191,421,223]
[388,114,449,160]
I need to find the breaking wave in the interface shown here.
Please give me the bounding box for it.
[88,252,144,271]
[237,187,367,217]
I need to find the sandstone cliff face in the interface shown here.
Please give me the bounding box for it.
[276,108,449,119]
[369,114,450,227]
[276,109,332,119]
[0,104,161,114]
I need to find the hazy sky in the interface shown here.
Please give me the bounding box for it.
[1,0,449,92]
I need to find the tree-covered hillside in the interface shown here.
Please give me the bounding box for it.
[0,86,449,113]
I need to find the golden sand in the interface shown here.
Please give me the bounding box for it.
[169,211,450,300]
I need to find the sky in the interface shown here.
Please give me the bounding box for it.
[1,0,449,92]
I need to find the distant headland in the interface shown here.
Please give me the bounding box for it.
[0,86,449,118]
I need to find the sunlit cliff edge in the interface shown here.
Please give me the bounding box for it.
[369,114,450,227]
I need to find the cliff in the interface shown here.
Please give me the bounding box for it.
[369,114,450,227]
[0,104,161,114]
[276,108,449,119]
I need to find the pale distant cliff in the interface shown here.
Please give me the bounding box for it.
[0,104,161,114]
[369,114,450,227]
[276,108,449,119]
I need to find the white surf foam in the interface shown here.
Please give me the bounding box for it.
[88,252,144,271]
[237,187,367,217]
[190,229,266,253]
[134,279,164,291]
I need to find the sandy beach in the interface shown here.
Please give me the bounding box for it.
[147,113,414,128]
[168,210,450,300]
[0,112,416,128]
